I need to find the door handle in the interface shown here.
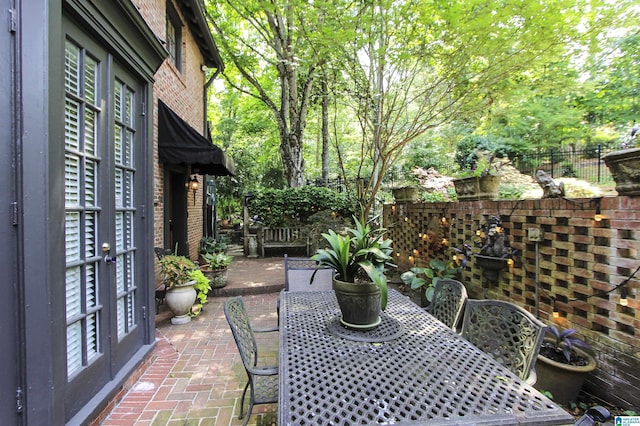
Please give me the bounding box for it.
[102,242,117,265]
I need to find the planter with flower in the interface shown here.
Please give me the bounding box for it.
[534,325,597,405]
[452,153,503,201]
[158,254,210,324]
[200,252,233,289]
[311,217,394,330]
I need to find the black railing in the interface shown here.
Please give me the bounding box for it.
[308,145,617,189]
[513,145,615,184]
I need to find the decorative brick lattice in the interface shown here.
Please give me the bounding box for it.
[384,196,640,408]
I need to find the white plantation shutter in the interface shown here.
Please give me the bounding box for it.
[64,40,102,378]
[114,79,137,340]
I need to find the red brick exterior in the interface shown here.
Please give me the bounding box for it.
[134,0,207,267]
[384,195,640,408]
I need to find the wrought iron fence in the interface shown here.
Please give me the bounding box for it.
[308,145,617,189]
[513,145,615,184]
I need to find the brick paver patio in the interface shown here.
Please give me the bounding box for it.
[101,254,283,425]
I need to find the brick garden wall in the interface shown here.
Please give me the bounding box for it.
[383,195,640,409]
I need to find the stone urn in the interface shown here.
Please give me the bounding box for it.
[203,267,229,289]
[165,280,197,324]
[603,148,640,196]
[452,175,501,201]
[392,186,420,203]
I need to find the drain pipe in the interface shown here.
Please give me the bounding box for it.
[203,66,222,133]
[203,66,222,239]
[535,240,540,317]
[527,227,544,317]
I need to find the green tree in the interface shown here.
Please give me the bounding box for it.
[331,0,584,218]
[206,0,343,187]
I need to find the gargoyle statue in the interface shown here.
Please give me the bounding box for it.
[535,170,565,198]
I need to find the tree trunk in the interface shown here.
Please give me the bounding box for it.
[279,130,305,187]
[321,77,330,184]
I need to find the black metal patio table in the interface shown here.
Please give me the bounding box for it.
[278,289,574,426]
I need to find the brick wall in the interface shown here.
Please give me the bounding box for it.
[133,0,207,267]
[383,195,640,408]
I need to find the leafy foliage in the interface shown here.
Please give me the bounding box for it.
[158,255,197,289]
[400,259,460,303]
[200,252,233,270]
[189,269,211,308]
[543,325,592,364]
[249,187,356,227]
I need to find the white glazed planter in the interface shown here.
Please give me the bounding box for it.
[165,280,197,324]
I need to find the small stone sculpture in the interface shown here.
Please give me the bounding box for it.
[479,215,510,257]
[535,170,565,198]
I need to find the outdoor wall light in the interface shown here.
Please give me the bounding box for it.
[620,286,628,306]
[594,205,603,222]
[189,175,199,205]
[593,197,603,222]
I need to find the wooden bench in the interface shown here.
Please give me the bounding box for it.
[259,226,309,257]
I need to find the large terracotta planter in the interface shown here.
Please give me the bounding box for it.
[332,276,381,330]
[534,343,597,405]
[165,280,197,324]
[453,175,501,201]
[603,148,640,196]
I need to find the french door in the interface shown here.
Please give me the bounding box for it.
[63,23,148,413]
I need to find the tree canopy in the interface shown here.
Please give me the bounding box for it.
[206,0,640,219]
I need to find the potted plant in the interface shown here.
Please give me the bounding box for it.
[158,254,200,324]
[534,325,597,405]
[400,258,461,307]
[452,153,504,201]
[200,252,233,289]
[311,217,394,330]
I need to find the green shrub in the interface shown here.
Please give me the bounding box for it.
[250,187,356,226]
[498,184,525,200]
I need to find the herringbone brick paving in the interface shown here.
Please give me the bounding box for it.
[101,253,283,425]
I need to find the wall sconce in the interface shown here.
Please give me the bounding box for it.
[593,197,603,222]
[189,175,199,205]
[620,286,628,306]
[552,298,560,318]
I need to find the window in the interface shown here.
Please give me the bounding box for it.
[166,4,182,72]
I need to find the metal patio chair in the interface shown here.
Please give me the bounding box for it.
[277,255,334,323]
[224,297,279,426]
[284,254,334,292]
[460,299,546,384]
[427,279,468,332]
[153,247,173,313]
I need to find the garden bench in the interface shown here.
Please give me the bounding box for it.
[259,226,309,257]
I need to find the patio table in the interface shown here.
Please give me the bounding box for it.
[278,289,574,426]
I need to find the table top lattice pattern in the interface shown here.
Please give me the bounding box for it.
[279,290,573,426]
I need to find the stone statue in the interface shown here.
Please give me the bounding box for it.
[535,170,565,198]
